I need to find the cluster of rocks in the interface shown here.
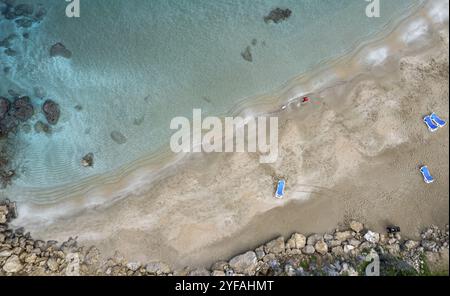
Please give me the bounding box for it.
[0,1,46,27]
[1,1,58,147]
[241,39,265,63]
[240,7,292,63]
[0,199,178,276]
[1,201,448,276]
[209,222,449,276]
[0,91,60,187]
[0,93,60,138]
[0,147,15,188]
[0,0,47,62]
[1,200,94,276]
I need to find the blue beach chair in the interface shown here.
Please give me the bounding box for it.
[423,116,438,132]
[275,179,286,199]
[430,113,447,128]
[420,166,434,184]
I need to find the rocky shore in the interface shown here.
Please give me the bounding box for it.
[1,199,448,276]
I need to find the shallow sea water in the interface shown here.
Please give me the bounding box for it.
[0,0,421,192]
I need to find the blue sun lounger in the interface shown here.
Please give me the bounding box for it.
[430,113,447,128]
[424,116,439,132]
[420,166,434,184]
[275,179,285,199]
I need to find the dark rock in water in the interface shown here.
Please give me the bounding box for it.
[2,0,17,7]
[111,131,127,144]
[74,105,83,111]
[12,96,33,121]
[0,97,10,119]
[251,39,258,46]
[2,2,16,20]
[22,32,30,39]
[15,17,33,28]
[50,43,72,59]
[1,1,15,18]
[34,6,46,21]
[133,115,144,126]
[4,10,16,20]
[0,34,17,48]
[81,153,94,167]
[22,123,31,133]
[0,169,15,188]
[0,114,19,137]
[42,100,60,125]
[8,89,20,98]
[34,120,51,134]
[264,8,292,24]
[4,48,17,56]
[14,3,33,17]
[241,46,253,62]
[3,67,11,74]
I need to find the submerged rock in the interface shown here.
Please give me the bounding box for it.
[12,96,33,121]
[42,100,60,125]
[4,48,17,56]
[81,153,94,167]
[241,46,252,62]
[34,120,51,134]
[7,89,20,98]
[264,8,292,24]
[15,18,33,28]
[0,114,18,137]
[14,4,34,17]
[34,6,47,21]
[50,42,72,59]
[0,97,11,118]
[0,34,17,48]
[111,131,127,144]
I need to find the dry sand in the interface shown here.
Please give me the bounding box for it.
[11,4,449,269]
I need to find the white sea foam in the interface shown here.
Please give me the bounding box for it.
[365,47,389,66]
[402,19,430,44]
[427,0,449,23]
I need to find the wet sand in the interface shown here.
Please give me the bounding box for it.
[10,1,449,269]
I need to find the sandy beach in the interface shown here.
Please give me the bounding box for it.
[8,0,449,271]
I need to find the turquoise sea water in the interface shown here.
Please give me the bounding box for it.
[1,0,422,189]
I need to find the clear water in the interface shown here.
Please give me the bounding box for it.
[1,0,421,189]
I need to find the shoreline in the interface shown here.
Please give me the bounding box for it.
[2,0,449,271]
